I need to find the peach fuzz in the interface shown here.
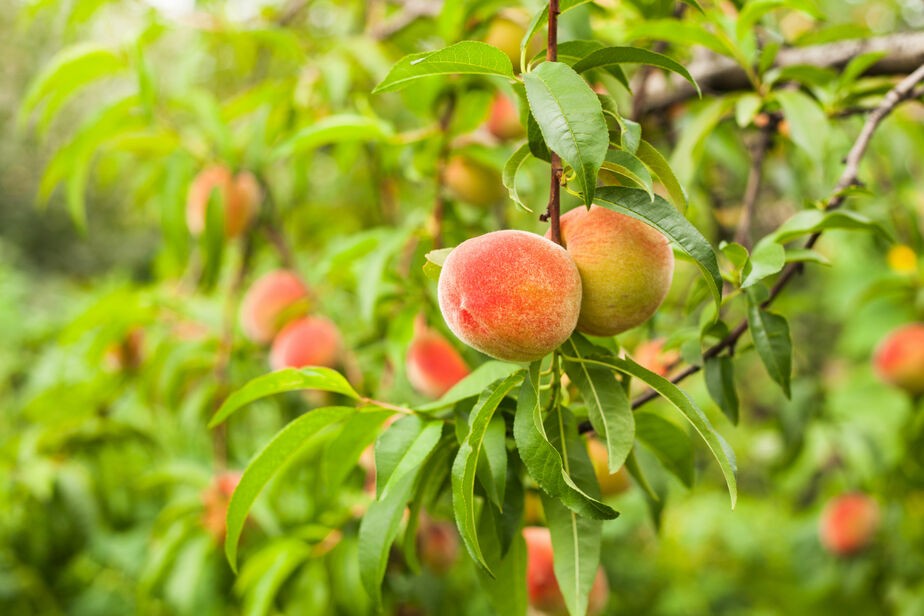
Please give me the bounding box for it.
[186,165,261,237]
[819,493,880,556]
[586,437,631,496]
[240,270,310,344]
[486,93,524,141]
[406,316,470,398]
[443,155,506,207]
[437,230,582,362]
[269,316,342,371]
[523,526,609,615]
[551,205,674,337]
[873,323,924,396]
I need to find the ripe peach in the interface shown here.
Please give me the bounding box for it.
[269,316,342,371]
[873,323,924,396]
[632,338,680,377]
[437,230,582,362]
[819,493,880,556]
[201,470,242,542]
[523,526,609,615]
[486,93,524,141]
[186,165,261,237]
[586,438,631,496]
[406,316,470,398]
[417,516,460,574]
[443,155,506,207]
[239,270,310,344]
[551,205,674,337]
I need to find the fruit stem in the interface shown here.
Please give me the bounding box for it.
[544,0,563,245]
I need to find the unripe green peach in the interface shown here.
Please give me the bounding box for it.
[819,493,880,556]
[239,270,310,344]
[438,230,582,362]
[406,316,470,398]
[483,9,544,69]
[443,155,506,207]
[269,316,342,370]
[486,93,524,141]
[873,323,924,395]
[586,437,631,496]
[186,165,261,237]
[523,526,609,615]
[550,205,674,336]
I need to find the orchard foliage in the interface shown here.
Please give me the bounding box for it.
[4,0,924,614]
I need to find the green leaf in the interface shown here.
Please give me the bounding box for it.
[737,0,822,42]
[635,412,695,488]
[452,372,524,572]
[775,89,829,163]
[572,46,699,96]
[321,410,393,495]
[527,111,552,162]
[20,43,126,126]
[595,186,722,316]
[741,240,785,288]
[477,525,528,616]
[503,144,534,213]
[238,539,312,616]
[767,209,891,245]
[377,419,443,501]
[612,113,641,155]
[636,140,688,211]
[746,293,792,399]
[373,41,514,93]
[423,247,453,282]
[513,363,618,520]
[629,20,731,57]
[209,368,359,428]
[358,467,418,606]
[574,355,737,507]
[419,362,524,411]
[563,336,634,472]
[478,415,509,508]
[273,115,393,159]
[704,356,739,425]
[735,93,763,128]
[225,406,355,571]
[603,149,654,200]
[524,62,608,206]
[670,97,734,184]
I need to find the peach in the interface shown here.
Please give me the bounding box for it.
[550,205,674,337]
[417,516,460,574]
[269,316,342,371]
[240,270,310,344]
[586,438,631,496]
[632,338,680,377]
[873,323,924,396]
[201,470,242,542]
[186,165,261,237]
[443,155,506,207]
[437,230,582,362]
[486,93,524,141]
[406,316,470,398]
[819,493,880,556]
[523,526,609,615]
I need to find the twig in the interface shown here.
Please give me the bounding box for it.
[587,63,924,424]
[368,0,442,40]
[637,32,924,113]
[540,0,563,245]
[733,118,776,248]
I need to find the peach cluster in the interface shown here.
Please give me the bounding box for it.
[437,211,674,362]
[239,269,342,371]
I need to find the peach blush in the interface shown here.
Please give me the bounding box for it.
[437,230,582,362]
[240,270,310,343]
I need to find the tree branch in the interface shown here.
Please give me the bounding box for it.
[638,32,924,113]
[733,117,776,248]
[541,0,563,245]
[628,64,924,413]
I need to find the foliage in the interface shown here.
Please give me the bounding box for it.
[3,0,924,614]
